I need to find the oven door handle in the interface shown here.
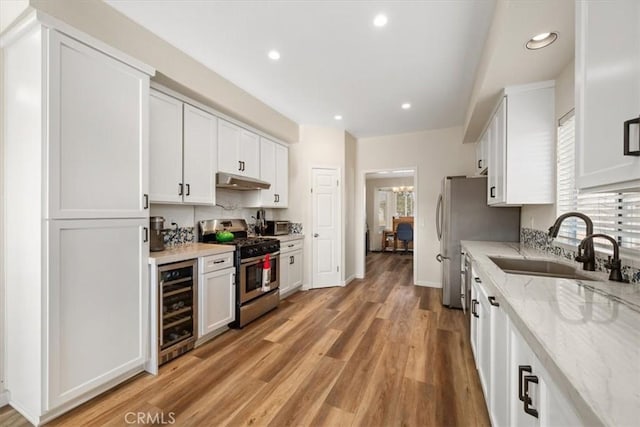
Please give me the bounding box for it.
[240,252,281,265]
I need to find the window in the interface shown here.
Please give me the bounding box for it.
[556,111,640,251]
[394,188,414,217]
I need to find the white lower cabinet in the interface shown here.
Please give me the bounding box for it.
[471,262,583,427]
[508,326,582,427]
[279,239,304,296]
[198,254,235,339]
[48,219,149,409]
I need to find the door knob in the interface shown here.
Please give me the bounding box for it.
[314,233,319,237]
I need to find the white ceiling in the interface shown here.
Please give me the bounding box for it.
[106,0,496,138]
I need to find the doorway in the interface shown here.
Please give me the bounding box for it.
[364,169,417,278]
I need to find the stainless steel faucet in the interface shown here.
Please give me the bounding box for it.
[548,212,596,271]
[578,234,628,282]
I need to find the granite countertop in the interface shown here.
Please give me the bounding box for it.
[149,243,235,266]
[275,234,304,242]
[461,241,640,427]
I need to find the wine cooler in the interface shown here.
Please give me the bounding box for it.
[157,259,198,365]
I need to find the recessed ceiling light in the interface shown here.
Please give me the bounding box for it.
[526,32,558,50]
[267,50,281,60]
[334,115,343,121]
[401,103,411,110]
[373,13,388,27]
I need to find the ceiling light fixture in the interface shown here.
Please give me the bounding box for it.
[373,13,388,27]
[267,50,281,60]
[401,103,411,110]
[526,32,558,50]
[334,115,343,120]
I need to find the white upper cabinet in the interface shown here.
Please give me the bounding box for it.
[475,129,489,175]
[183,104,218,204]
[275,143,289,207]
[48,31,149,219]
[259,137,289,208]
[487,82,555,206]
[149,89,217,205]
[218,119,260,179]
[576,0,640,191]
[149,91,183,203]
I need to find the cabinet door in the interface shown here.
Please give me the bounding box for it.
[279,254,291,296]
[477,285,492,400]
[470,280,479,362]
[275,143,289,207]
[488,98,506,205]
[218,119,242,175]
[149,91,183,203]
[239,129,260,179]
[489,295,510,427]
[508,326,540,427]
[183,104,217,205]
[289,250,303,288]
[260,137,277,207]
[199,267,235,337]
[47,218,148,409]
[48,31,148,219]
[576,0,640,190]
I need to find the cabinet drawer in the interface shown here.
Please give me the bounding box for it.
[280,239,303,254]
[200,252,234,273]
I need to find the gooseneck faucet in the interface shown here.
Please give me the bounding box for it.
[578,234,628,282]
[548,212,596,271]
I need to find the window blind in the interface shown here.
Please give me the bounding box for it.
[556,111,640,251]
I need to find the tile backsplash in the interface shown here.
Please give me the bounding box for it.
[163,226,195,247]
[520,227,640,284]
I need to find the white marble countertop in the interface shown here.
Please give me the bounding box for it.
[275,234,304,242]
[148,243,235,266]
[461,241,640,427]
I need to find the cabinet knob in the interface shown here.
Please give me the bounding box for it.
[490,186,496,198]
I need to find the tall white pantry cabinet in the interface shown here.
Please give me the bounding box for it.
[2,12,154,425]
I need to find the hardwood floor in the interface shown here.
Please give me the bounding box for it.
[1,252,489,427]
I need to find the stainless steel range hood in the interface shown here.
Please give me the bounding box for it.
[216,172,271,191]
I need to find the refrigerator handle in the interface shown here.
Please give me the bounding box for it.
[435,193,443,240]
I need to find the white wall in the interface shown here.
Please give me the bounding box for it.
[355,126,476,286]
[521,59,574,231]
[287,126,346,287]
[366,176,415,251]
[344,132,357,283]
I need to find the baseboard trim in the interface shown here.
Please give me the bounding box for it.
[343,275,356,286]
[414,280,442,288]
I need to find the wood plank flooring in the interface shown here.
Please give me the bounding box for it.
[0,253,489,427]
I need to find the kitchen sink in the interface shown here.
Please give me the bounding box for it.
[489,256,597,281]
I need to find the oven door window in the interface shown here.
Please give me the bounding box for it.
[242,256,279,301]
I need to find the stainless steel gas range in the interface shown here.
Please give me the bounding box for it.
[199,219,280,328]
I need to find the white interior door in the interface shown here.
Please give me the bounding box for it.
[312,168,341,288]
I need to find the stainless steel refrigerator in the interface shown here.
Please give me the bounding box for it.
[436,176,520,308]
